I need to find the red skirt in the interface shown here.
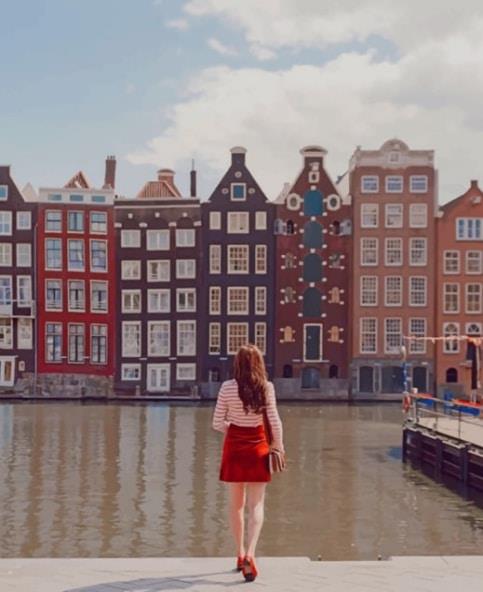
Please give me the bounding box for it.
[220,423,271,483]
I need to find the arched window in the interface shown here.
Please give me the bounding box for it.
[332,221,340,235]
[286,220,295,234]
[303,189,324,216]
[359,366,374,393]
[283,326,294,342]
[446,368,458,383]
[283,364,293,378]
[274,218,286,235]
[303,221,323,248]
[329,364,338,378]
[303,253,322,282]
[443,323,459,353]
[301,367,320,389]
[303,288,321,316]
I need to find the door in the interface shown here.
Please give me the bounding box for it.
[412,366,427,393]
[304,324,322,361]
[359,366,374,393]
[147,364,170,392]
[0,357,15,387]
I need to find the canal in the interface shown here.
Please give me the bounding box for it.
[1,402,483,560]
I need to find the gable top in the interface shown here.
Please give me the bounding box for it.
[136,168,182,199]
[64,170,91,189]
[440,180,483,215]
[350,138,434,169]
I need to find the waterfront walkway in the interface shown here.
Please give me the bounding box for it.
[1,556,483,591]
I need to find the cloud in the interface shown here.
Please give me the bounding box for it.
[165,18,190,31]
[249,44,276,61]
[207,37,238,56]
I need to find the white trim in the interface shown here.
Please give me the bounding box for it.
[409,237,427,266]
[360,317,377,355]
[303,323,323,362]
[409,276,427,307]
[465,282,482,314]
[227,244,249,274]
[230,182,247,201]
[360,237,378,266]
[16,211,32,231]
[409,203,428,228]
[384,237,403,266]
[255,244,267,274]
[147,229,170,251]
[67,238,85,272]
[227,212,249,234]
[384,317,402,354]
[360,275,378,306]
[384,203,403,229]
[209,244,221,274]
[45,278,62,311]
[443,250,460,275]
[209,286,221,315]
[360,203,379,228]
[456,217,483,241]
[121,363,141,381]
[384,276,402,307]
[465,250,483,275]
[176,319,196,356]
[67,279,85,312]
[146,363,170,392]
[408,318,427,354]
[443,282,459,314]
[0,355,15,387]
[44,210,62,233]
[255,286,267,315]
[176,288,196,312]
[122,320,141,358]
[254,322,267,354]
[89,238,108,273]
[45,237,62,270]
[443,322,460,354]
[0,242,12,267]
[121,229,141,248]
[147,320,170,356]
[89,210,108,235]
[122,289,142,314]
[227,286,249,315]
[255,211,267,230]
[121,260,141,280]
[147,288,170,313]
[227,322,249,355]
[360,175,379,193]
[385,175,403,193]
[175,259,196,279]
[67,322,85,364]
[90,280,108,313]
[147,259,170,282]
[0,185,8,201]
[410,175,428,193]
[175,228,196,247]
[209,322,221,355]
[176,363,196,380]
[209,211,221,230]
[16,275,32,308]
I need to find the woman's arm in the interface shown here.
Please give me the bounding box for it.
[266,382,284,452]
[212,381,230,433]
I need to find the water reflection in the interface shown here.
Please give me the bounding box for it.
[0,402,482,559]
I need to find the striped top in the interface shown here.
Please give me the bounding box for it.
[212,379,284,451]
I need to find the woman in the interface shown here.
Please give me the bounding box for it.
[212,344,284,582]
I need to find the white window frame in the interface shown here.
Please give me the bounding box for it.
[90,280,108,313]
[466,251,482,275]
[209,211,221,230]
[209,322,221,355]
[176,259,196,279]
[0,211,12,237]
[443,283,459,314]
[255,286,267,315]
[68,279,85,312]
[0,185,8,200]
[176,363,196,381]
[361,176,379,193]
[409,238,427,266]
[409,276,427,307]
[177,320,196,356]
[16,211,31,230]
[67,239,85,272]
[146,363,170,392]
[175,228,195,247]
[230,183,246,201]
[17,318,33,349]
[227,287,249,315]
[17,276,32,307]
[45,279,62,311]
[227,322,249,355]
[465,283,482,314]
[443,322,460,354]
[227,212,249,234]
[176,288,196,312]
[91,323,108,365]
[360,237,378,266]
[122,321,141,358]
[147,260,170,282]
[45,210,61,233]
[410,175,428,193]
[443,250,460,275]
[408,318,427,354]
[456,218,483,241]
[255,211,267,230]
[360,276,378,306]
[209,286,221,315]
[384,237,403,266]
[90,239,108,273]
[360,318,377,354]
[122,363,141,381]
[68,323,85,364]
[121,229,141,248]
[385,204,403,229]
[121,260,141,280]
[228,245,249,274]
[385,175,403,193]
[384,317,402,354]
[90,211,108,234]
[147,229,170,251]
[122,289,142,314]
[409,203,428,228]
[385,276,403,307]
[255,322,267,354]
[0,243,12,267]
[255,245,267,274]
[45,238,62,270]
[147,288,170,313]
[148,320,170,356]
[361,203,378,228]
[68,210,84,233]
[209,244,221,274]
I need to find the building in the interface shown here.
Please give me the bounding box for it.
[114,168,201,396]
[273,146,352,396]
[435,180,483,398]
[348,139,437,398]
[200,147,275,395]
[36,161,116,396]
[0,166,37,392]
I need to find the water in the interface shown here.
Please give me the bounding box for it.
[0,402,482,560]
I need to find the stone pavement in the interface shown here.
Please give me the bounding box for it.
[1,556,483,591]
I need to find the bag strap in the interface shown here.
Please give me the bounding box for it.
[262,406,273,445]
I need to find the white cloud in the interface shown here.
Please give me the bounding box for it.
[249,44,276,61]
[165,18,190,31]
[207,37,238,56]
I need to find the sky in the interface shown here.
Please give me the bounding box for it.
[1,0,483,203]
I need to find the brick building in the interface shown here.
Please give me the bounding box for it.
[114,168,201,396]
[273,146,352,395]
[348,139,437,397]
[435,180,483,397]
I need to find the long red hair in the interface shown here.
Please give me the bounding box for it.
[233,344,268,414]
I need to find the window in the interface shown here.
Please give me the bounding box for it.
[361,204,378,228]
[444,283,459,313]
[210,211,221,230]
[147,229,169,250]
[228,212,249,233]
[91,325,107,364]
[410,175,428,193]
[361,276,378,306]
[385,176,403,193]
[147,364,170,392]
[255,211,267,230]
[46,280,62,310]
[147,260,170,282]
[231,183,246,200]
[228,287,249,314]
[89,281,107,312]
[122,322,141,357]
[0,243,11,266]
[46,323,62,362]
[68,280,85,311]
[0,318,12,349]
[90,240,107,271]
[209,323,221,354]
[16,211,31,230]
[0,212,12,236]
[285,253,296,269]
[122,290,141,313]
[45,238,62,269]
[0,276,11,306]
[90,211,107,233]
[209,286,222,315]
[456,218,483,240]
[410,238,427,266]
[121,229,141,248]
[466,283,482,313]
[409,277,427,306]
[45,211,61,232]
[360,318,377,354]
[68,239,84,271]
[409,319,426,353]
[443,322,459,353]
[122,364,141,381]
[210,245,221,274]
[255,245,267,274]
[176,229,195,247]
[176,259,196,279]
[255,286,266,314]
[121,260,141,280]
[385,238,402,266]
[177,363,196,380]
[228,245,249,274]
[0,185,8,200]
[255,323,266,354]
[384,318,402,353]
[17,276,31,307]
[361,176,379,193]
[409,204,427,228]
[68,211,84,232]
[385,276,402,306]
[466,251,482,274]
[385,204,403,228]
[444,251,459,274]
[466,322,482,336]
[18,318,32,349]
[148,289,170,313]
[177,288,196,312]
[148,321,170,356]
[361,238,378,266]
[177,320,196,356]
[227,323,248,354]
[68,324,85,363]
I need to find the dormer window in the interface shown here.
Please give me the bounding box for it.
[231,183,246,200]
[0,185,8,200]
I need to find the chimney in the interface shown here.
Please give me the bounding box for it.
[230,146,247,166]
[157,168,175,183]
[190,159,197,198]
[470,180,479,189]
[104,155,116,189]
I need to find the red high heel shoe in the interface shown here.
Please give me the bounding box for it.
[236,556,244,572]
[242,556,258,582]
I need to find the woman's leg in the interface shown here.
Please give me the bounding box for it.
[245,482,267,558]
[228,482,246,557]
